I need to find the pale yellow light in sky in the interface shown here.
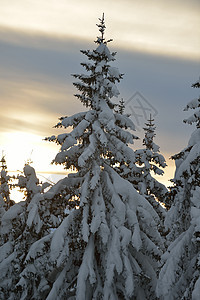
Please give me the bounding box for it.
[0,131,66,202]
[0,131,174,186]
[0,131,62,173]
[1,131,65,203]
[0,0,199,59]
[154,158,175,188]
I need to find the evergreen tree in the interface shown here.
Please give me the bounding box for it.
[0,155,15,209]
[135,115,167,233]
[0,155,15,248]
[19,15,164,300]
[18,163,43,202]
[15,176,75,300]
[115,98,125,115]
[135,115,167,200]
[157,78,200,299]
[119,115,167,232]
[117,115,167,199]
[0,164,57,299]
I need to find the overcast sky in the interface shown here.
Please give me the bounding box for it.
[0,0,199,186]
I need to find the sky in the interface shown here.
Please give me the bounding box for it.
[0,0,200,194]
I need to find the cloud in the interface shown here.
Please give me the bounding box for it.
[0,30,88,136]
[0,27,199,157]
[0,0,199,59]
[0,77,84,136]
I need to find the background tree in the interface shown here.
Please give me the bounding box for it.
[135,115,167,233]
[157,78,200,299]
[118,115,167,233]
[135,115,167,199]
[0,164,58,300]
[115,98,125,115]
[15,175,76,300]
[0,155,15,248]
[0,155,15,209]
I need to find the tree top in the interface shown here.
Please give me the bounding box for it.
[0,153,7,170]
[95,13,113,45]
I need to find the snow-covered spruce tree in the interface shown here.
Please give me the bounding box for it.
[18,15,164,300]
[0,155,15,209]
[16,175,82,300]
[118,115,167,233]
[157,78,200,299]
[135,115,167,200]
[0,155,15,248]
[0,155,10,244]
[18,163,67,227]
[135,115,167,233]
[18,163,44,202]
[0,164,60,300]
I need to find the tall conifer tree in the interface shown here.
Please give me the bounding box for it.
[157,78,200,299]
[17,15,165,300]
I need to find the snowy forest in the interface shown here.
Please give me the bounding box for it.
[0,15,199,300]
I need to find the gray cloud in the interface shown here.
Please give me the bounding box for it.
[0,28,199,157]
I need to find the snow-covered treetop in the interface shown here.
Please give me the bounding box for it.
[183,78,200,128]
[0,155,9,187]
[115,98,125,115]
[132,115,167,199]
[136,115,167,172]
[72,14,123,110]
[0,155,10,184]
[47,14,136,173]
[18,164,48,200]
[0,155,7,171]
[171,78,200,189]
[95,13,111,45]
[0,155,14,208]
[143,114,158,152]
